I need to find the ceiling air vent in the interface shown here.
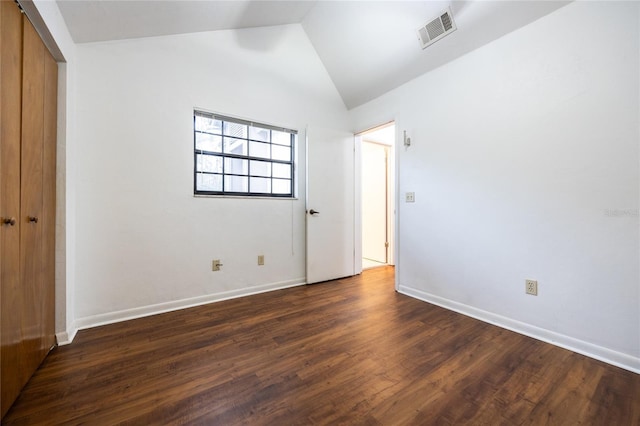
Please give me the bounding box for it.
[417,7,457,49]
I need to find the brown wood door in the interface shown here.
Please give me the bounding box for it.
[20,10,55,380]
[1,5,57,418]
[1,1,27,417]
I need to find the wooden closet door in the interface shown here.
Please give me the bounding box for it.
[20,11,56,390]
[20,10,46,383]
[1,6,57,418]
[1,1,26,418]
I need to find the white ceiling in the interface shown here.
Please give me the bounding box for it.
[55,0,571,109]
[56,1,318,42]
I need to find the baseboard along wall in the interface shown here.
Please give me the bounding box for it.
[56,278,306,346]
[399,284,640,375]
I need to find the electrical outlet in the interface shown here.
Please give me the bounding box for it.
[405,192,415,203]
[525,279,538,296]
[258,255,264,266]
[212,259,223,271]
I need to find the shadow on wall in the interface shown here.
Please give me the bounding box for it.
[232,2,289,51]
[233,25,289,51]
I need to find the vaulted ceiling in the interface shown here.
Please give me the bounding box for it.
[56,0,571,109]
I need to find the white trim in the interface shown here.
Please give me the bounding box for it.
[64,278,305,342]
[393,122,400,290]
[18,1,65,61]
[56,324,77,346]
[399,284,640,374]
[354,134,362,274]
[354,121,395,137]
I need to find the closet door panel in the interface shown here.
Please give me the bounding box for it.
[19,14,46,378]
[0,1,25,418]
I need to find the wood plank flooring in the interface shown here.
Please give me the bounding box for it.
[4,266,640,425]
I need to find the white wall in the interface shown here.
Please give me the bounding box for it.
[351,2,640,372]
[73,25,349,326]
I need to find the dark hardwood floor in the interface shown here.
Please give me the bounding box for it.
[4,266,640,425]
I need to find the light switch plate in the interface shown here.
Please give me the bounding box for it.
[212,259,222,271]
[405,192,415,203]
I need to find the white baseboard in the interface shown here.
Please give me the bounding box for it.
[399,284,640,375]
[56,323,78,346]
[59,278,306,344]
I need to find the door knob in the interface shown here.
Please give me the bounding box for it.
[309,209,320,215]
[28,216,38,223]
[2,217,16,226]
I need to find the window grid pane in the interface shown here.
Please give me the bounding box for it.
[196,173,222,192]
[249,126,270,143]
[223,121,247,139]
[196,154,223,173]
[223,138,248,156]
[195,116,222,134]
[271,130,291,146]
[250,177,271,194]
[224,175,248,192]
[249,141,270,159]
[250,160,271,177]
[195,132,222,152]
[194,111,295,197]
[272,145,290,161]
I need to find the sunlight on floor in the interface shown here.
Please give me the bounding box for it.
[362,258,386,270]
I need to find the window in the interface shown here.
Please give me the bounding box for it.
[194,110,297,197]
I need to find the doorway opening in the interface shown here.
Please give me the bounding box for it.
[358,123,395,270]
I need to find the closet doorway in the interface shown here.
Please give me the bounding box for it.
[359,123,394,270]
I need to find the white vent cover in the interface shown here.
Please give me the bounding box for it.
[417,7,457,49]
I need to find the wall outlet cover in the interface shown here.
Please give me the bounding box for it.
[406,192,415,203]
[526,279,538,296]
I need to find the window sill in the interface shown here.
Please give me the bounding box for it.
[193,194,299,200]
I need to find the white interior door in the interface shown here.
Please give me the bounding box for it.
[362,141,388,263]
[306,126,355,284]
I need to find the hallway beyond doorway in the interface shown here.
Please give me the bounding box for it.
[359,122,395,271]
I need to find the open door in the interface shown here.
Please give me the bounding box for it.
[306,126,355,284]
